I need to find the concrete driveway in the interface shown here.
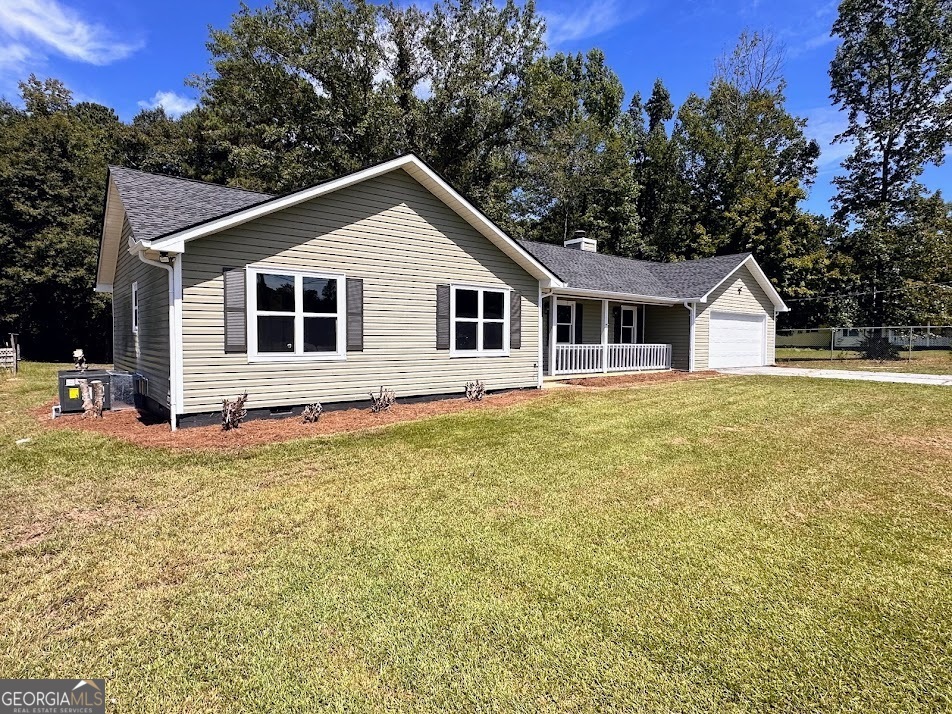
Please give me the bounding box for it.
[720,366,952,386]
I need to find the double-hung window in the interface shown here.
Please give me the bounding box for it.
[248,267,345,361]
[451,285,509,355]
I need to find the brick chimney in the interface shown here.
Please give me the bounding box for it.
[564,230,597,252]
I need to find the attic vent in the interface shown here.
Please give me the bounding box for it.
[564,230,597,252]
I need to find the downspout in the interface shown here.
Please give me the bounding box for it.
[684,301,696,373]
[138,251,179,431]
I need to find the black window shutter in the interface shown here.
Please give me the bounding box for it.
[612,305,622,343]
[346,278,364,351]
[436,284,450,350]
[223,267,246,353]
[574,303,583,344]
[509,291,521,349]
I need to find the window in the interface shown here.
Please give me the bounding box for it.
[248,267,345,361]
[620,306,637,344]
[131,281,139,334]
[451,286,509,355]
[556,300,575,344]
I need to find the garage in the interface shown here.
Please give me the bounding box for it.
[708,312,767,368]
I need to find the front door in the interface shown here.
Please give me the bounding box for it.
[620,306,637,344]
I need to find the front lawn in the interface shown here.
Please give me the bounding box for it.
[2,363,950,712]
[776,347,952,374]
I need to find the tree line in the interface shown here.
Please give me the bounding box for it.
[0,0,949,360]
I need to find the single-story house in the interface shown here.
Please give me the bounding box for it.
[96,154,788,428]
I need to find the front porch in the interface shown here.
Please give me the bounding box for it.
[542,295,684,376]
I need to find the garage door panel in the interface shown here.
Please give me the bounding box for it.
[709,312,766,368]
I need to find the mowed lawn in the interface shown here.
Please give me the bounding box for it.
[777,347,952,374]
[1,364,950,712]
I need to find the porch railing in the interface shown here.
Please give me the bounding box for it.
[553,343,672,375]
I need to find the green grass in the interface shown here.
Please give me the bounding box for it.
[776,347,952,374]
[2,362,951,712]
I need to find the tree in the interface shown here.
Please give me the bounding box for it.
[673,32,823,302]
[195,0,546,204]
[830,0,952,222]
[0,77,119,360]
[629,79,688,260]
[829,0,952,325]
[512,50,640,255]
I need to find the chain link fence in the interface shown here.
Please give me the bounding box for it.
[776,326,952,369]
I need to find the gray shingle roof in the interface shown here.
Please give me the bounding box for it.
[109,166,273,243]
[517,239,750,300]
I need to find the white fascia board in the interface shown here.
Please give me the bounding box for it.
[146,154,564,287]
[699,255,789,312]
[96,176,125,291]
[551,287,682,305]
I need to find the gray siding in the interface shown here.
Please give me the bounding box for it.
[643,305,691,370]
[112,218,171,406]
[179,170,541,414]
[578,299,603,344]
[695,265,776,369]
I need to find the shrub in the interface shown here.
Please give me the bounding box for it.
[302,402,323,423]
[859,334,901,362]
[464,380,486,401]
[369,387,396,413]
[221,393,248,430]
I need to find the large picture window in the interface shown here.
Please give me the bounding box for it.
[248,267,345,361]
[451,285,509,355]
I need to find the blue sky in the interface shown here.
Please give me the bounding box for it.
[0,0,947,215]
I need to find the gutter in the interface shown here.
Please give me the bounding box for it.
[137,251,179,431]
[684,301,696,372]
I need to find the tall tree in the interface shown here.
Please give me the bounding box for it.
[0,77,119,360]
[674,32,823,300]
[196,0,546,205]
[830,0,952,221]
[513,50,640,254]
[630,79,688,260]
[829,0,952,324]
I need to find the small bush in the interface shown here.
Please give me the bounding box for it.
[464,380,486,401]
[302,402,323,423]
[859,334,901,362]
[369,387,396,413]
[222,393,248,430]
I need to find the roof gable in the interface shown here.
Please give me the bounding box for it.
[517,240,787,310]
[97,155,562,290]
[110,167,273,243]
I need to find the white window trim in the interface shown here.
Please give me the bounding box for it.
[555,299,576,345]
[449,284,511,357]
[246,265,347,363]
[131,281,139,335]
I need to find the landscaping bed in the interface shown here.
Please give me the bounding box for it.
[39,388,548,451]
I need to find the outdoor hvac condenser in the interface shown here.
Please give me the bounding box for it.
[57,370,112,413]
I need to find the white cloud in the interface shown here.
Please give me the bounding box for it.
[0,0,140,66]
[804,106,853,172]
[542,0,638,46]
[137,91,198,118]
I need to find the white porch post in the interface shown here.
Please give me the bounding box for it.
[601,299,609,373]
[548,294,558,376]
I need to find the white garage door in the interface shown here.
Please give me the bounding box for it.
[709,312,766,368]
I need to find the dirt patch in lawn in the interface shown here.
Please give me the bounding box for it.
[559,370,721,388]
[35,389,550,452]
